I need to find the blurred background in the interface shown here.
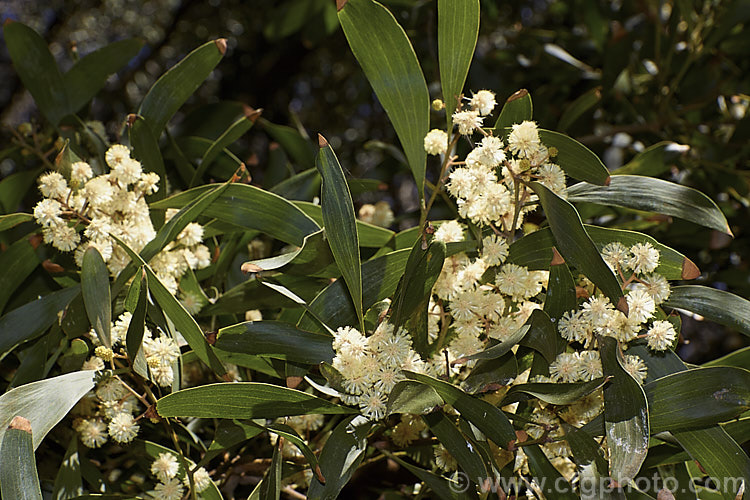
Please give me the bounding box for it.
[1,0,749,361]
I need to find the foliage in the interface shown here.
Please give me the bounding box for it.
[0,2,749,499]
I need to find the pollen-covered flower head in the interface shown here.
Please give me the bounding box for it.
[628,242,660,275]
[469,89,497,116]
[507,120,541,158]
[424,129,448,155]
[151,452,180,482]
[105,144,131,168]
[646,320,677,351]
[38,171,68,199]
[452,109,483,135]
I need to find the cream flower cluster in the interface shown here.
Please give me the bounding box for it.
[32,144,211,295]
[148,452,211,499]
[74,375,140,447]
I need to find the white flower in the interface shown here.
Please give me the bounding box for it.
[143,335,181,367]
[507,121,540,158]
[602,241,630,272]
[424,129,449,155]
[557,310,592,345]
[469,89,497,115]
[635,273,671,305]
[83,176,115,207]
[623,355,648,385]
[105,144,131,168]
[578,351,603,381]
[358,389,387,420]
[77,418,108,448]
[536,163,566,196]
[111,312,132,345]
[581,296,614,329]
[71,161,94,184]
[476,136,506,167]
[33,198,63,227]
[112,157,142,185]
[452,109,483,135]
[95,377,128,402]
[108,412,140,443]
[434,444,457,472]
[646,320,677,351]
[193,244,212,268]
[38,171,68,199]
[136,172,160,195]
[372,327,412,367]
[628,242,660,274]
[48,224,80,252]
[184,467,212,493]
[177,222,204,246]
[151,452,180,482]
[150,364,175,387]
[626,288,656,324]
[434,220,464,243]
[549,352,582,383]
[495,263,531,298]
[81,356,105,371]
[151,478,184,500]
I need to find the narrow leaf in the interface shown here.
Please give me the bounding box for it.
[503,377,609,406]
[259,438,282,500]
[127,115,167,200]
[539,129,611,185]
[0,213,34,232]
[338,0,429,197]
[259,118,316,169]
[558,87,602,132]
[386,451,477,499]
[438,0,479,123]
[52,437,83,500]
[124,269,148,363]
[0,417,42,500]
[665,286,750,337]
[294,200,394,247]
[424,411,488,483]
[387,380,443,415]
[81,247,111,348]
[493,89,533,132]
[0,238,39,315]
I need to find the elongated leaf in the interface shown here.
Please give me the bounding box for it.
[191,108,260,186]
[558,87,601,132]
[494,89,533,132]
[264,422,324,483]
[242,229,337,278]
[81,247,111,348]
[0,213,34,232]
[293,201,394,247]
[531,182,625,311]
[508,225,700,281]
[259,437,282,500]
[138,39,226,134]
[259,118,316,169]
[157,382,354,419]
[438,0,479,122]
[127,115,167,200]
[308,415,372,500]
[0,238,39,315]
[316,136,363,326]
[460,351,517,394]
[151,184,320,246]
[646,366,750,433]
[4,20,68,125]
[387,380,443,415]
[568,175,732,235]
[214,320,334,364]
[520,309,563,363]
[704,346,750,369]
[504,377,609,406]
[404,371,516,448]
[600,337,649,484]
[424,411,487,483]
[202,275,325,316]
[462,325,530,361]
[0,371,95,450]
[386,452,477,500]
[615,142,688,177]
[0,417,42,500]
[63,38,143,113]
[539,129,610,185]
[338,0,429,197]
[124,269,148,364]
[524,444,578,499]
[665,286,750,337]
[0,285,80,359]
[544,258,577,323]
[52,437,83,500]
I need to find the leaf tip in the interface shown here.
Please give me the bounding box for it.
[8,416,32,434]
[286,376,303,389]
[318,133,329,148]
[241,261,263,274]
[214,38,227,55]
[126,113,138,127]
[3,18,15,27]
[604,175,612,186]
[243,105,263,122]
[550,247,565,266]
[314,464,326,484]
[42,259,65,274]
[681,258,701,280]
[616,295,629,315]
[507,89,529,102]
[336,0,348,11]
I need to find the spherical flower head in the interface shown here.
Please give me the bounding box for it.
[452,109,483,135]
[646,320,677,351]
[623,354,648,385]
[373,327,413,368]
[82,356,105,371]
[143,335,181,367]
[481,235,509,267]
[33,198,63,227]
[151,364,175,387]
[628,242,660,275]
[77,418,108,448]
[581,296,614,329]
[434,444,458,472]
[83,176,115,208]
[357,389,387,420]
[192,244,212,268]
[469,89,497,116]
[602,241,630,272]
[434,220,464,243]
[108,412,140,443]
[626,288,656,324]
[94,346,114,362]
[391,421,419,448]
[136,171,160,196]
[184,467,212,493]
[105,144,131,168]
[536,163,567,196]
[332,326,369,359]
[495,263,531,299]
[112,157,142,185]
[84,217,113,241]
[549,352,583,382]
[431,98,445,111]
[557,310,591,345]
[151,452,180,482]
[111,311,133,345]
[578,350,603,381]
[635,273,671,305]
[95,377,128,402]
[49,224,81,252]
[71,161,94,185]
[508,121,541,158]
[177,222,204,246]
[424,129,448,155]
[38,171,68,199]
[152,478,184,500]
[476,136,506,167]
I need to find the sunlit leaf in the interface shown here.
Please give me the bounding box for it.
[664,286,750,337]
[438,0,479,125]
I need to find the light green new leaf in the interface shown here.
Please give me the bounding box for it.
[81,247,111,348]
[558,87,601,132]
[316,136,363,327]
[214,320,334,364]
[664,286,750,337]
[338,0,429,198]
[308,415,372,500]
[138,39,226,134]
[0,238,39,315]
[0,213,34,232]
[600,337,649,484]
[0,417,42,500]
[63,38,143,114]
[424,411,488,483]
[493,89,533,133]
[156,382,355,419]
[0,371,96,450]
[438,0,479,125]
[531,182,625,311]
[0,285,80,359]
[539,129,611,185]
[3,20,68,125]
[567,175,732,235]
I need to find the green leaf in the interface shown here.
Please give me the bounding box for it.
[52,436,83,500]
[0,213,34,232]
[259,118,316,169]
[558,87,602,132]
[206,419,264,457]
[508,225,700,281]
[191,109,260,187]
[567,175,732,235]
[615,142,688,177]
[124,269,148,364]
[520,309,563,364]
[156,382,355,419]
[424,411,488,483]
[293,201,394,247]
[202,275,325,316]
[387,380,443,415]
[3,20,68,125]
[438,0,479,123]
[600,337,649,484]
[316,136,363,327]
[539,129,611,185]
[460,352,517,394]
[63,38,143,114]
[81,247,112,348]
[530,182,625,311]
[646,366,750,433]
[524,444,578,499]
[0,417,42,500]
[151,184,320,246]
[462,325,530,361]
[263,422,324,484]
[493,89,533,132]
[0,238,39,315]
[214,320,334,364]
[338,0,429,197]
[127,115,167,201]
[403,371,516,448]
[307,415,372,500]
[138,39,226,135]
[503,377,609,406]
[242,229,337,278]
[0,370,96,450]
[259,436,282,500]
[664,286,750,337]
[704,346,750,369]
[385,451,477,500]
[0,285,81,359]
